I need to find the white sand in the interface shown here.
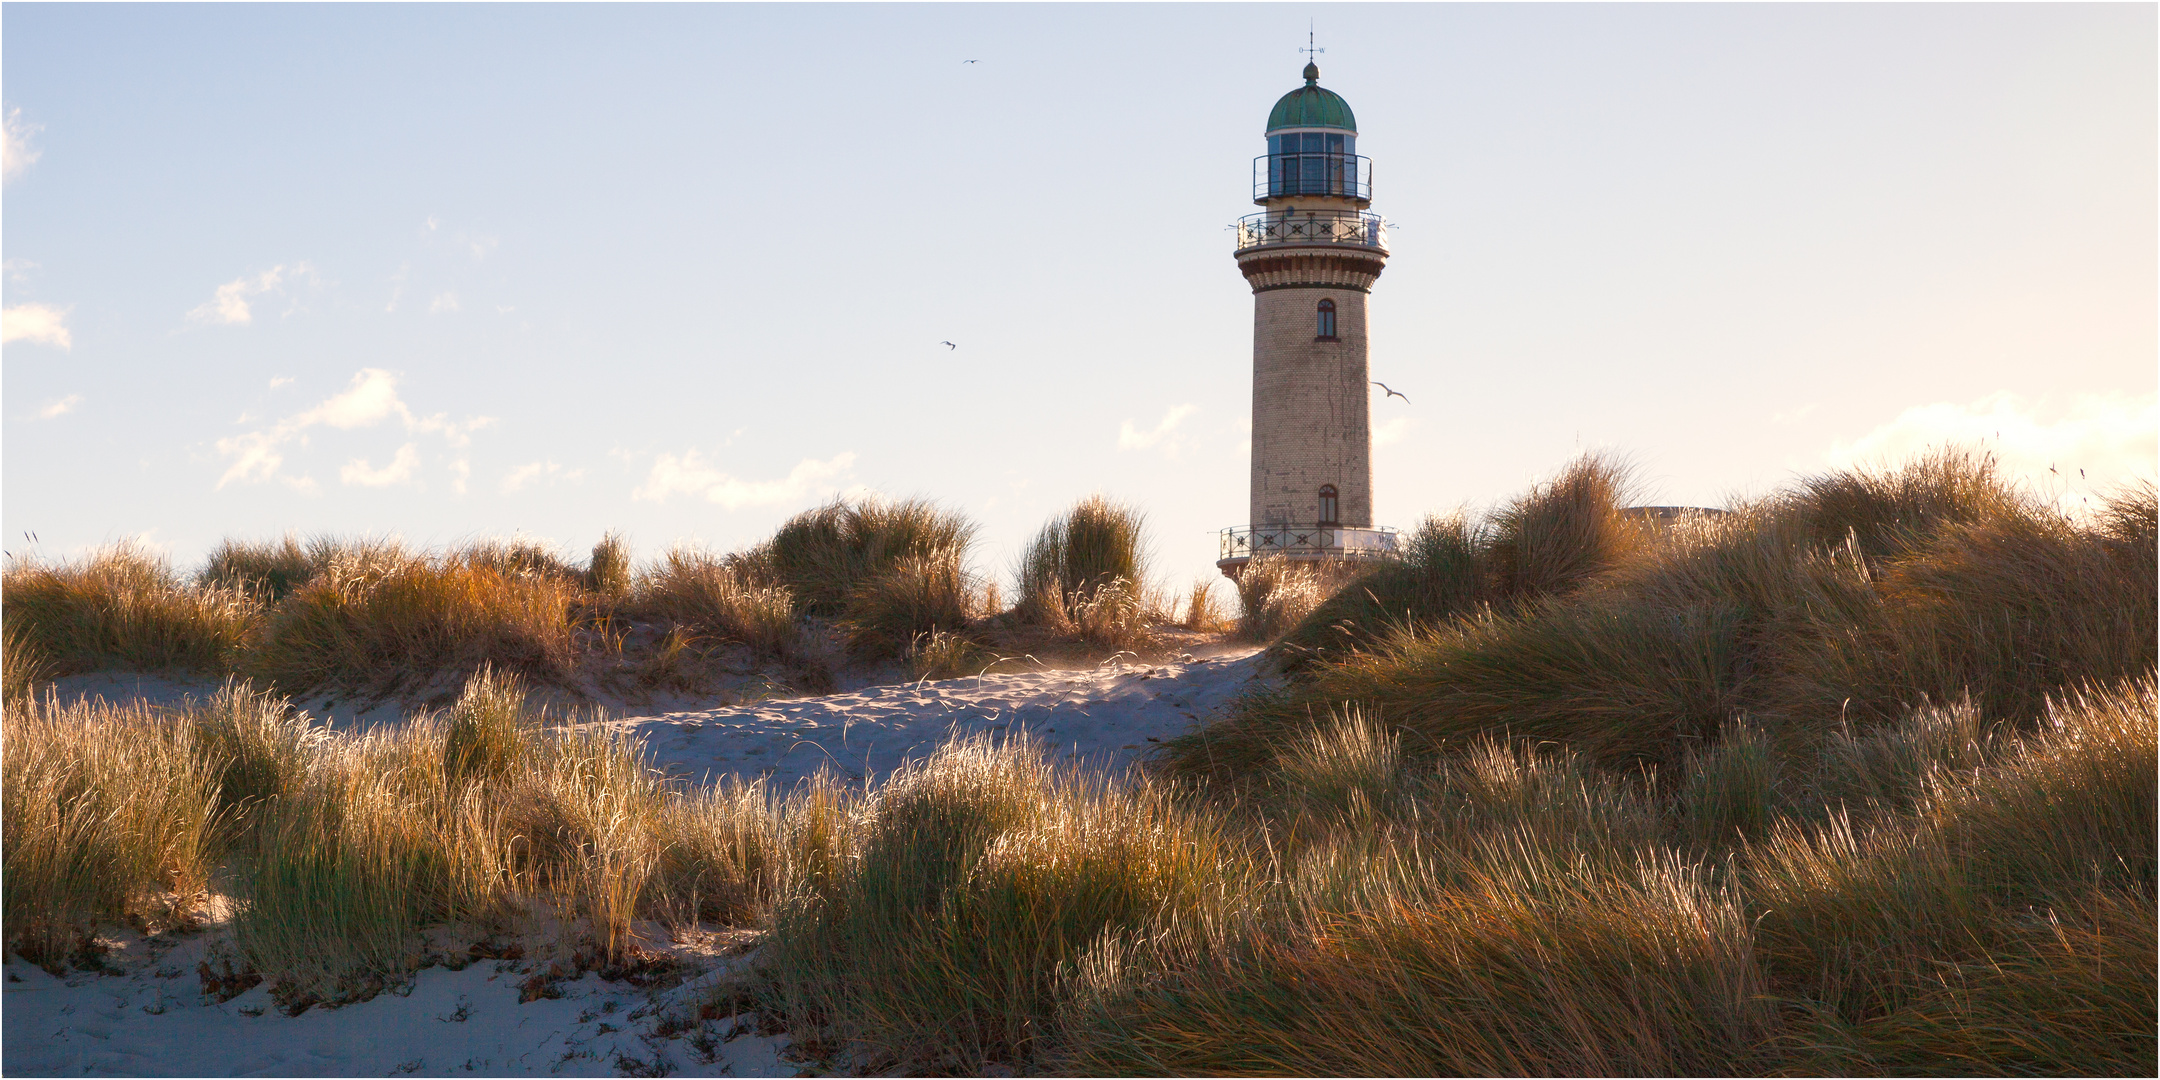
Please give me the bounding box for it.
[606,647,1271,789]
[3,929,789,1078]
[5,648,1273,1076]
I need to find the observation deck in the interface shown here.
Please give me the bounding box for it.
[1235,209,1387,253]
[1216,524,1399,575]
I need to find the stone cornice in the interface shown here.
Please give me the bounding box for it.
[1236,248,1388,293]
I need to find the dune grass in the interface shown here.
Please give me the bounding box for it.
[252,544,585,696]
[744,497,977,619]
[4,448,2151,1072]
[1267,453,1646,669]
[2,694,219,969]
[761,731,1236,1073]
[1006,495,1162,650]
[635,548,802,660]
[1166,450,2157,785]
[3,543,259,677]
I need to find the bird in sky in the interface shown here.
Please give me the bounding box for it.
[963,59,979,64]
[1371,381,1411,403]
[940,341,957,350]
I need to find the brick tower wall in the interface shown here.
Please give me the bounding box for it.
[1248,286,1372,529]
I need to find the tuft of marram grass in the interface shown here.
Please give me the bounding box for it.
[199,535,317,602]
[1269,512,1490,669]
[4,543,258,677]
[1016,495,1150,625]
[1180,576,1228,633]
[902,629,988,681]
[585,531,634,598]
[251,547,583,696]
[1233,554,1337,643]
[1486,451,1648,598]
[3,623,52,704]
[2,694,218,967]
[840,546,977,660]
[749,497,977,619]
[187,679,324,849]
[637,548,801,659]
[762,730,1234,1073]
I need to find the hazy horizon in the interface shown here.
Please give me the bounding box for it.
[5,3,2154,585]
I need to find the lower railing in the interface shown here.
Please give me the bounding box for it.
[1218,524,1398,563]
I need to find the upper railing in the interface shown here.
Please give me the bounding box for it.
[1218,524,1398,563]
[1253,153,1372,202]
[1234,210,1387,253]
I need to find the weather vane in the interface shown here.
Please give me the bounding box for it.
[1301,21,1324,64]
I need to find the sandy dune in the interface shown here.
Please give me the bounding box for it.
[4,648,1273,1077]
[605,646,1271,789]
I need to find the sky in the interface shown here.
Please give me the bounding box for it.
[4,3,2155,588]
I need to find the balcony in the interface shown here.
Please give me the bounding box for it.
[1234,210,1387,253]
[1217,524,1399,569]
[1253,152,1372,202]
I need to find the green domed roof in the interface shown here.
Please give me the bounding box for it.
[1266,63,1356,133]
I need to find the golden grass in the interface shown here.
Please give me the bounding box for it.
[1233,554,1336,643]
[2,694,218,968]
[1017,495,1149,616]
[762,731,1235,1073]
[252,546,583,696]
[840,547,977,660]
[3,542,259,677]
[635,548,801,660]
[749,497,977,619]
[4,448,2150,1073]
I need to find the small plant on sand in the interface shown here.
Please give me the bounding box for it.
[1181,577,1230,633]
[585,532,634,598]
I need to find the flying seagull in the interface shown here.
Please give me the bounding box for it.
[1371,381,1411,403]
[963,59,979,64]
[940,341,957,350]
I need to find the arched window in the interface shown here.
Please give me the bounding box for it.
[1316,299,1337,340]
[1318,485,1339,526]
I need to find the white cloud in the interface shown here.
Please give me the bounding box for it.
[1,302,71,349]
[3,106,41,182]
[214,368,494,489]
[633,450,857,509]
[451,459,471,495]
[430,292,460,314]
[37,394,82,419]
[1117,404,1199,453]
[268,376,294,389]
[340,443,422,488]
[186,264,312,326]
[1375,416,1414,447]
[1829,390,2158,495]
[502,460,587,494]
[4,258,39,283]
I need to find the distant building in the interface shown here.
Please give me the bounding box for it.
[1219,61,1397,577]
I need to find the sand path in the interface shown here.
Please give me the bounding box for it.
[605,646,1270,789]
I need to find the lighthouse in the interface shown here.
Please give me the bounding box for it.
[1218,60,1398,576]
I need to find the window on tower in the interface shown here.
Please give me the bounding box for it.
[1316,299,1337,340]
[1318,485,1339,526]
